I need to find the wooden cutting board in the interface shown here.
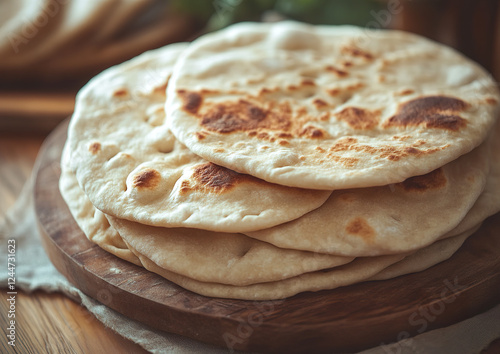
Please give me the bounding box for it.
[34,121,500,353]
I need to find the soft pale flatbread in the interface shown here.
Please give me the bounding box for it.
[370,225,479,281]
[59,169,353,286]
[64,44,331,233]
[245,138,491,256]
[127,226,478,300]
[128,246,404,300]
[166,21,500,190]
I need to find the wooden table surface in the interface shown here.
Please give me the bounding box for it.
[0,134,149,354]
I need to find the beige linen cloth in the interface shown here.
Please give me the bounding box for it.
[1,178,499,354]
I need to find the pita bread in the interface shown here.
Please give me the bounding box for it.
[245,138,491,256]
[59,170,480,299]
[370,225,479,281]
[60,169,353,286]
[166,21,500,190]
[64,44,330,233]
[439,117,500,238]
[58,164,140,266]
[128,246,405,300]
[127,225,479,300]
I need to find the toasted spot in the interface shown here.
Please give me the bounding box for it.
[195,132,206,140]
[313,98,329,109]
[300,126,327,139]
[327,88,341,96]
[346,217,375,242]
[178,90,203,114]
[396,89,415,96]
[341,46,374,60]
[329,138,448,161]
[132,169,161,190]
[315,146,326,153]
[398,168,447,191]
[88,142,101,155]
[199,99,292,135]
[278,139,290,146]
[386,96,469,131]
[336,107,380,130]
[327,154,359,167]
[213,148,225,153]
[342,61,353,67]
[301,79,316,86]
[113,88,128,97]
[325,65,348,77]
[259,87,278,96]
[185,163,258,194]
[153,82,168,95]
[486,98,498,105]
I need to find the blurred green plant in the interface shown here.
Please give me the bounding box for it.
[171,0,386,32]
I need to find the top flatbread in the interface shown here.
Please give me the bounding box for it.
[65,44,330,233]
[166,21,500,189]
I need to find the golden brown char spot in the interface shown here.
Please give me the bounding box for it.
[213,148,225,153]
[88,142,101,155]
[153,82,168,96]
[341,46,374,60]
[342,61,353,67]
[313,98,329,109]
[299,155,306,161]
[113,88,128,97]
[182,163,259,194]
[347,83,365,91]
[345,217,375,242]
[325,65,349,77]
[328,138,448,161]
[385,96,469,131]
[195,132,206,140]
[178,90,203,114]
[396,89,415,96]
[486,98,498,105]
[325,153,359,167]
[378,75,386,83]
[200,99,282,134]
[258,87,278,96]
[301,79,316,86]
[336,107,380,130]
[315,146,326,153]
[392,135,411,141]
[319,112,330,121]
[398,168,447,191]
[132,169,161,190]
[327,88,341,96]
[299,126,327,139]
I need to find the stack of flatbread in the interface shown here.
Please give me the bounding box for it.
[59,21,500,300]
[0,0,195,84]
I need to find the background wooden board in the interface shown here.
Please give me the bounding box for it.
[34,121,500,353]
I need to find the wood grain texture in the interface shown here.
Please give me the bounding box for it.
[0,131,148,354]
[34,121,500,353]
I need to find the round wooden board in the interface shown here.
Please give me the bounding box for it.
[35,120,500,353]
